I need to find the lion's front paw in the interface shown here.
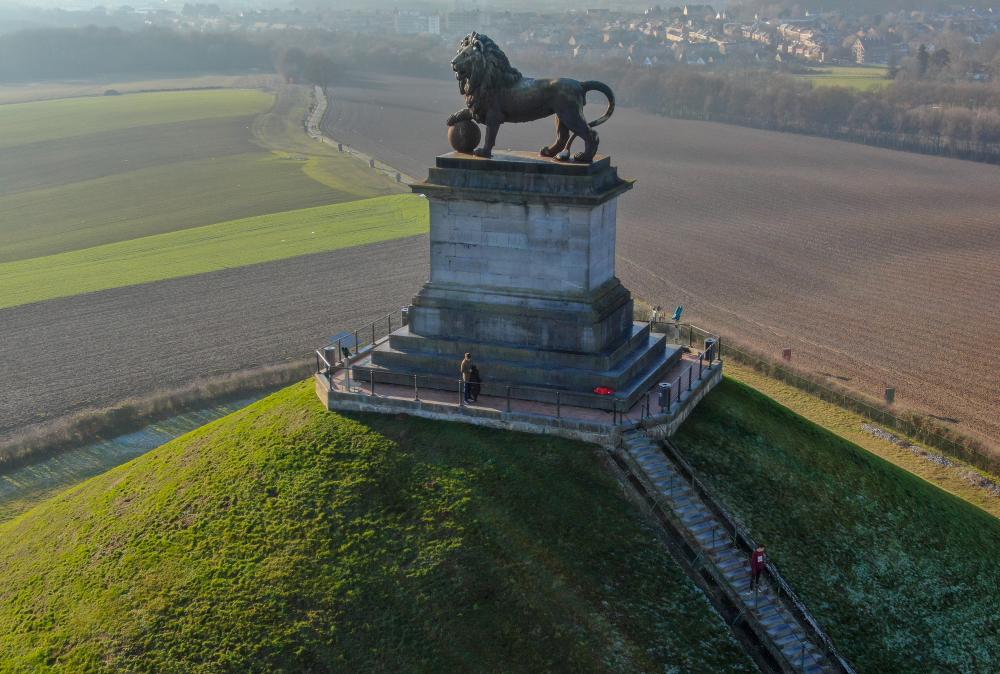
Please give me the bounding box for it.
[540,146,556,157]
[473,147,492,158]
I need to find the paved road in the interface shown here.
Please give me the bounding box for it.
[0,237,428,443]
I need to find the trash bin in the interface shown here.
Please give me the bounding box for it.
[400,306,410,327]
[322,345,338,368]
[657,382,672,411]
[704,337,717,362]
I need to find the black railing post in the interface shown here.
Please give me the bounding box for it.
[413,374,419,401]
[699,354,703,379]
[371,322,376,347]
[370,370,375,396]
[354,330,359,352]
[459,379,464,407]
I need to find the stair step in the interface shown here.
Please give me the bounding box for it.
[767,622,796,639]
[686,518,717,534]
[716,553,746,569]
[669,494,699,509]
[622,429,841,674]
[777,632,807,649]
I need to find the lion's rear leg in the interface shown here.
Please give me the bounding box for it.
[540,118,570,158]
[560,109,597,163]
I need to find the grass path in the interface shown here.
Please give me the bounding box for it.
[0,194,428,309]
[726,363,1000,518]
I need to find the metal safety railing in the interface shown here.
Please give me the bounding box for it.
[314,308,406,375]
[326,365,635,426]
[659,438,857,674]
[636,330,723,420]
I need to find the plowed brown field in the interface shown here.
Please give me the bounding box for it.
[324,74,1000,447]
[0,237,427,443]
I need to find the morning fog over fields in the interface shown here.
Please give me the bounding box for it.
[0,1,998,672]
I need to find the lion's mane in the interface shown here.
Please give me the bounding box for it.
[457,33,523,124]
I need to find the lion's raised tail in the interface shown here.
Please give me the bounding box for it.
[582,81,615,127]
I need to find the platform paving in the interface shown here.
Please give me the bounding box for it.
[330,350,710,427]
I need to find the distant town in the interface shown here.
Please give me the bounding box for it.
[5,2,998,79]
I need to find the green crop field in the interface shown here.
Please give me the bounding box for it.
[0,87,405,262]
[0,89,272,148]
[674,378,1000,673]
[0,382,753,672]
[797,65,890,90]
[0,194,427,309]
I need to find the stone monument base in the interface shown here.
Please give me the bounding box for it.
[352,150,676,410]
[356,322,681,411]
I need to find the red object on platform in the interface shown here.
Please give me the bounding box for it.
[593,386,615,395]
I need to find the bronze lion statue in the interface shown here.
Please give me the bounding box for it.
[446,32,615,163]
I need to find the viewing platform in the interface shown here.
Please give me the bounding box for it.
[315,318,723,446]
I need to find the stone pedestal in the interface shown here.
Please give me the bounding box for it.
[363,151,678,409]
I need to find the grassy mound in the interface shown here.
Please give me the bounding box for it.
[674,378,1000,674]
[0,382,752,673]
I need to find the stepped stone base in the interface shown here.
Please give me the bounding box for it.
[360,150,671,411]
[361,321,681,410]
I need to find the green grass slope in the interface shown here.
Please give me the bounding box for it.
[0,381,753,673]
[673,378,1000,674]
[0,90,272,149]
[0,86,404,261]
[0,194,427,309]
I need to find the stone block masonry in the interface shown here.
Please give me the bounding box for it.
[363,150,676,410]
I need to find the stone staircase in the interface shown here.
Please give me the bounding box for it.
[620,429,852,674]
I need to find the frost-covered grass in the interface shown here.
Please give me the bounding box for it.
[675,378,1000,673]
[0,381,753,673]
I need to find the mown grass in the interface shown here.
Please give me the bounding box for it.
[0,89,272,148]
[0,381,753,673]
[673,378,1000,674]
[0,86,403,261]
[797,65,890,91]
[725,362,1000,518]
[0,194,428,309]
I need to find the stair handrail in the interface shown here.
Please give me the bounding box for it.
[660,438,858,674]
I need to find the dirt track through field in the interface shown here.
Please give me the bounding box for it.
[0,237,427,443]
[324,75,1000,446]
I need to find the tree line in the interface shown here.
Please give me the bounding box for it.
[0,25,447,87]
[612,67,1000,162]
[0,27,273,81]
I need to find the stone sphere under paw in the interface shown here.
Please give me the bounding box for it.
[448,120,481,154]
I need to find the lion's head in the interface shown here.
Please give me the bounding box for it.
[451,32,522,98]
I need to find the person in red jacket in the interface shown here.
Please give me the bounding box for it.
[750,545,767,591]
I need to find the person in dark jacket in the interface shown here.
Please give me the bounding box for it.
[468,364,482,403]
[750,545,767,591]
[460,352,474,402]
